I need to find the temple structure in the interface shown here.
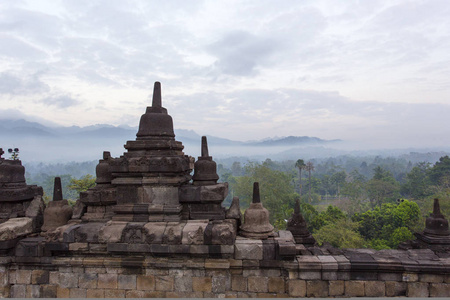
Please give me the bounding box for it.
[0,82,449,298]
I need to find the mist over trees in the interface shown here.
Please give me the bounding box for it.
[23,152,450,250]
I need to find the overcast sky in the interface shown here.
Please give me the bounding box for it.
[1,0,450,148]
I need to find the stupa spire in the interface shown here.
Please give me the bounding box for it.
[252,182,261,203]
[53,177,63,201]
[152,81,162,108]
[201,136,209,157]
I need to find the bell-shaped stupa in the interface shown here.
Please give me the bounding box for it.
[192,136,219,186]
[240,182,274,239]
[286,198,316,246]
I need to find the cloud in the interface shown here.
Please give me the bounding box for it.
[38,94,80,108]
[0,72,49,95]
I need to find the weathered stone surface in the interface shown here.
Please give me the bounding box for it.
[306,280,328,297]
[212,275,230,293]
[182,221,208,245]
[231,275,247,292]
[42,200,73,233]
[69,288,87,298]
[248,276,268,293]
[345,280,365,297]
[386,281,407,296]
[40,284,57,298]
[98,273,118,289]
[11,284,26,298]
[59,272,78,288]
[420,273,444,283]
[407,282,429,297]
[155,276,174,291]
[329,280,344,296]
[98,221,127,243]
[87,288,104,298]
[288,279,306,297]
[104,288,125,298]
[268,277,285,293]
[174,275,193,292]
[137,275,155,290]
[78,273,97,289]
[365,280,385,296]
[0,217,33,241]
[192,277,212,292]
[234,238,263,260]
[15,269,31,284]
[31,270,49,284]
[430,283,450,297]
[118,274,136,290]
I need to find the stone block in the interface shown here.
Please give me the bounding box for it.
[104,288,126,298]
[288,279,306,297]
[98,273,118,289]
[15,270,32,285]
[137,275,155,290]
[268,277,285,293]
[211,220,236,245]
[318,255,338,271]
[345,281,365,297]
[57,287,70,298]
[407,282,429,297]
[192,277,212,292]
[329,280,344,296]
[299,271,321,280]
[430,283,450,297]
[297,255,321,271]
[143,222,166,244]
[0,217,33,241]
[166,291,203,298]
[40,284,57,298]
[402,272,418,282]
[234,239,263,260]
[11,285,26,298]
[365,280,385,296]
[87,288,104,298]
[248,276,268,293]
[231,276,247,292]
[378,272,402,281]
[205,258,230,269]
[306,280,328,297]
[31,269,49,284]
[420,273,444,283]
[182,221,208,245]
[78,273,98,289]
[322,271,337,281]
[125,290,146,298]
[212,276,231,293]
[69,288,87,298]
[118,274,136,290]
[385,281,407,297]
[174,275,193,292]
[59,272,78,288]
[155,276,174,291]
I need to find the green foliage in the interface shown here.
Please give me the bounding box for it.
[230,162,297,224]
[429,156,450,185]
[313,218,365,248]
[352,200,419,247]
[401,162,433,199]
[68,174,96,195]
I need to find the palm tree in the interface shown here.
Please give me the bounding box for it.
[295,159,306,197]
[305,161,315,203]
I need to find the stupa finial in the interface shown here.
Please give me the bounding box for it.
[201,136,209,157]
[252,182,261,203]
[433,198,443,216]
[53,177,63,201]
[152,81,162,108]
[294,198,300,215]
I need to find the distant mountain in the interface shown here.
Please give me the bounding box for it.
[0,118,341,162]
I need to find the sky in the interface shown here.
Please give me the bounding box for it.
[1,0,450,149]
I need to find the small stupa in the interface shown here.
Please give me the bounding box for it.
[286,198,316,246]
[415,198,450,249]
[41,177,73,233]
[240,182,274,239]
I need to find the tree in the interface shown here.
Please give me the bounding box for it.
[401,162,432,199]
[68,174,96,195]
[313,218,365,248]
[295,159,306,197]
[305,161,315,203]
[366,167,400,208]
[331,171,347,198]
[429,156,450,186]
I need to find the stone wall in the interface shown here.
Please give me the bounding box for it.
[2,251,449,298]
